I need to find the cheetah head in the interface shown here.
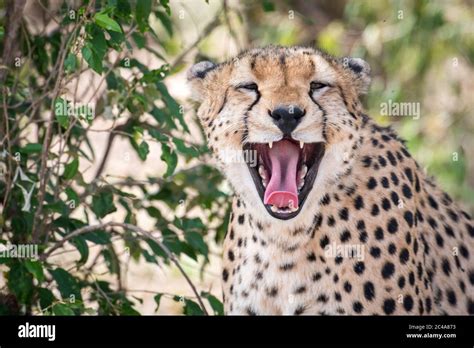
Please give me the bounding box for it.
[188,46,370,223]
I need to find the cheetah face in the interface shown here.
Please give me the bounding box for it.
[188,46,370,222]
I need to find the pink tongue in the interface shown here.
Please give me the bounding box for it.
[263,140,300,209]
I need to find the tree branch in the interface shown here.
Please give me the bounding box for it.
[40,222,209,315]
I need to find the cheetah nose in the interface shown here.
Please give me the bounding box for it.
[269,106,305,136]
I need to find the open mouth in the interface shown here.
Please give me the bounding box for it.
[244,138,325,220]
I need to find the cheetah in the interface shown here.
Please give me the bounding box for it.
[187,46,474,315]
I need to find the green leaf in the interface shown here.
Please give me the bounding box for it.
[172,138,199,157]
[64,53,77,73]
[83,230,111,245]
[262,0,275,11]
[155,10,173,36]
[184,231,208,257]
[91,190,117,218]
[136,0,152,32]
[71,235,89,265]
[50,268,82,301]
[7,262,34,304]
[82,44,103,74]
[53,303,75,316]
[24,260,44,283]
[38,288,56,310]
[154,293,163,312]
[160,143,177,177]
[22,143,43,154]
[201,292,223,315]
[94,12,122,32]
[54,98,70,128]
[65,187,79,209]
[131,32,146,48]
[63,157,79,180]
[159,0,171,15]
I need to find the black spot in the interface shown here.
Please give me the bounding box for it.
[294,305,305,315]
[468,300,474,314]
[370,247,381,258]
[353,301,364,313]
[382,262,395,279]
[238,215,245,224]
[307,252,317,262]
[374,226,384,240]
[387,151,397,166]
[277,254,297,267]
[460,245,469,259]
[340,230,351,242]
[468,271,474,285]
[312,272,322,282]
[378,156,387,167]
[357,220,366,231]
[428,195,439,210]
[267,287,278,297]
[398,276,406,289]
[409,272,415,285]
[371,204,380,216]
[295,286,307,294]
[228,250,235,261]
[363,282,375,301]
[399,248,409,264]
[447,209,459,222]
[335,292,342,302]
[404,167,413,183]
[362,156,372,167]
[444,224,455,238]
[382,198,391,211]
[402,184,412,199]
[354,195,364,210]
[383,299,396,314]
[344,281,352,293]
[403,295,414,312]
[320,235,330,249]
[354,261,365,275]
[387,218,398,234]
[404,211,414,228]
[391,172,399,186]
[381,177,390,188]
[222,268,229,282]
[367,177,377,190]
[390,191,400,206]
[388,243,397,255]
[317,294,328,303]
[320,194,331,205]
[246,307,257,316]
[441,258,451,276]
[359,230,368,243]
[327,216,336,227]
[229,228,234,240]
[446,289,457,306]
[339,208,349,221]
[428,217,438,229]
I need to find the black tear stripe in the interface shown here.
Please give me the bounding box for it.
[241,90,262,144]
[337,85,357,120]
[308,92,328,142]
[217,87,230,114]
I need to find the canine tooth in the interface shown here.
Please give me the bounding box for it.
[262,179,268,187]
[299,164,308,178]
[258,165,265,177]
[270,205,278,212]
[298,180,304,190]
[300,141,304,149]
[269,142,273,149]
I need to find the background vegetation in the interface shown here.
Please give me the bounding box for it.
[0,0,472,315]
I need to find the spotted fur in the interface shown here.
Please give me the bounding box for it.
[188,46,474,315]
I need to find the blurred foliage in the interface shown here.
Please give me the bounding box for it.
[0,0,472,316]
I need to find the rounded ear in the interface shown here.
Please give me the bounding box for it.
[339,57,371,95]
[187,61,216,102]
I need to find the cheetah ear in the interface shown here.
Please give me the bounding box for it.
[187,61,217,102]
[339,57,371,95]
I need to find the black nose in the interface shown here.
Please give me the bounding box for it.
[269,106,305,135]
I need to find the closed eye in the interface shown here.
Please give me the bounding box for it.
[237,82,259,91]
[310,81,329,91]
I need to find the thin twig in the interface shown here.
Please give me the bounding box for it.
[40,222,209,315]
